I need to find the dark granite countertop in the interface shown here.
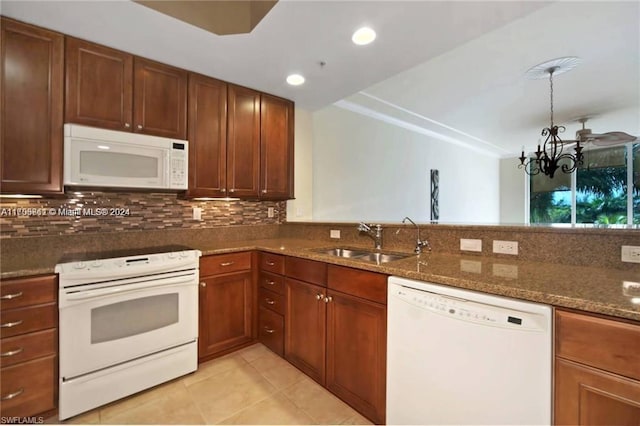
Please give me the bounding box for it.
[2,238,639,322]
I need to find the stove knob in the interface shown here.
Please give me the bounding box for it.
[179,251,188,258]
[73,262,86,270]
[167,252,177,259]
[91,260,103,268]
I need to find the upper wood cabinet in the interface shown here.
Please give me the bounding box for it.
[65,37,133,132]
[260,94,294,200]
[133,58,187,139]
[65,38,187,139]
[1,18,64,195]
[187,73,228,198]
[227,84,261,198]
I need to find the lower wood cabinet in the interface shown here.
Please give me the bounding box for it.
[198,252,254,361]
[284,260,387,425]
[554,309,640,425]
[0,274,58,418]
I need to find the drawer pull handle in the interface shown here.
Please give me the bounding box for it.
[266,280,275,286]
[0,320,23,328]
[220,261,234,267]
[263,327,275,334]
[265,261,275,266]
[0,292,23,300]
[1,348,23,357]
[265,298,275,305]
[2,388,24,401]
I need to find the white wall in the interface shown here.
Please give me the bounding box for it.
[311,106,500,223]
[286,107,313,221]
[499,157,527,224]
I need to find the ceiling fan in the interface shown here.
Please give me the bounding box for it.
[574,117,638,146]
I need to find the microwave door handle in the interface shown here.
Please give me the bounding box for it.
[65,277,195,301]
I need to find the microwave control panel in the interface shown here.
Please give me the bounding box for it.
[170,142,188,189]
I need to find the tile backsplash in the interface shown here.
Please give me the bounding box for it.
[0,192,285,238]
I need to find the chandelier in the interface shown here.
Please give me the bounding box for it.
[519,57,584,178]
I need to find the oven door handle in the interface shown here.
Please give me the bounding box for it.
[64,277,195,301]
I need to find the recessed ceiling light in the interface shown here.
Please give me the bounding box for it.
[352,27,376,45]
[286,74,305,86]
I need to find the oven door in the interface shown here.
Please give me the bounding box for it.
[59,274,197,379]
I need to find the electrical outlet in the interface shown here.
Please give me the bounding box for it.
[267,207,275,218]
[192,207,202,221]
[621,246,640,263]
[330,230,341,239]
[460,239,482,252]
[493,240,518,255]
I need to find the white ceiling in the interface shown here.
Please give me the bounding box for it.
[3,1,637,157]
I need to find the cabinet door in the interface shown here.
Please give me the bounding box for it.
[260,94,293,200]
[133,58,187,139]
[227,84,260,198]
[198,271,253,360]
[1,18,63,194]
[65,37,133,131]
[187,73,227,197]
[326,290,387,424]
[285,278,326,385]
[555,358,640,425]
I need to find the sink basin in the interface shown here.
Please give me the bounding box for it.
[320,248,369,258]
[316,247,412,264]
[357,252,410,264]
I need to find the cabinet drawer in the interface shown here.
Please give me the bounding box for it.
[259,287,285,316]
[0,275,56,311]
[0,304,56,339]
[0,355,55,417]
[258,306,284,357]
[259,272,285,295]
[200,252,251,276]
[556,309,640,380]
[259,252,284,275]
[327,265,388,305]
[285,256,327,286]
[0,329,56,368]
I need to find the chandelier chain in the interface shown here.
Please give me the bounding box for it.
[549,68,554,127]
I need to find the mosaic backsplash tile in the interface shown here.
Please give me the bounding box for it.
[0,192,285,238]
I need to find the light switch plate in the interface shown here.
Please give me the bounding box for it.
[192,207,202,221]
[460,239,482,252]
[621,246,640,263]
[493,240,518,255]
[330,230,341,239]
[267,207,275,218]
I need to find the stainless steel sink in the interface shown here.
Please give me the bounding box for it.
[320,248,369,258]
[316,247,412,264]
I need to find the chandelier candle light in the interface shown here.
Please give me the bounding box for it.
[519,57,584,178]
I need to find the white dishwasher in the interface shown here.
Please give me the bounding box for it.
[387,276,552,425]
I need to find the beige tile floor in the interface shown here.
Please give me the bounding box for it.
[51,344,373,425]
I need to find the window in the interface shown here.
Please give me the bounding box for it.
[529,143,639,226]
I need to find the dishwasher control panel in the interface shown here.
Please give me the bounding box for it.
[391,284,546,331]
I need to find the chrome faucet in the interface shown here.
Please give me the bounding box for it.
[357,222,383,250]
[400,217,431,254]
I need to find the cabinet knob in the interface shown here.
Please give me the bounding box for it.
[261,190,267,194]
[324,296,333,303]
[200,281,206,287]
[0,291,22,300]
[229,189,235,193]
[221,188,226,193]
[124,123,131,128]
[316,293,324,300]
[1,388,24,401]
[137,124,143,130]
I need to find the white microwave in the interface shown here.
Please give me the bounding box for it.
[64,124,188,190]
